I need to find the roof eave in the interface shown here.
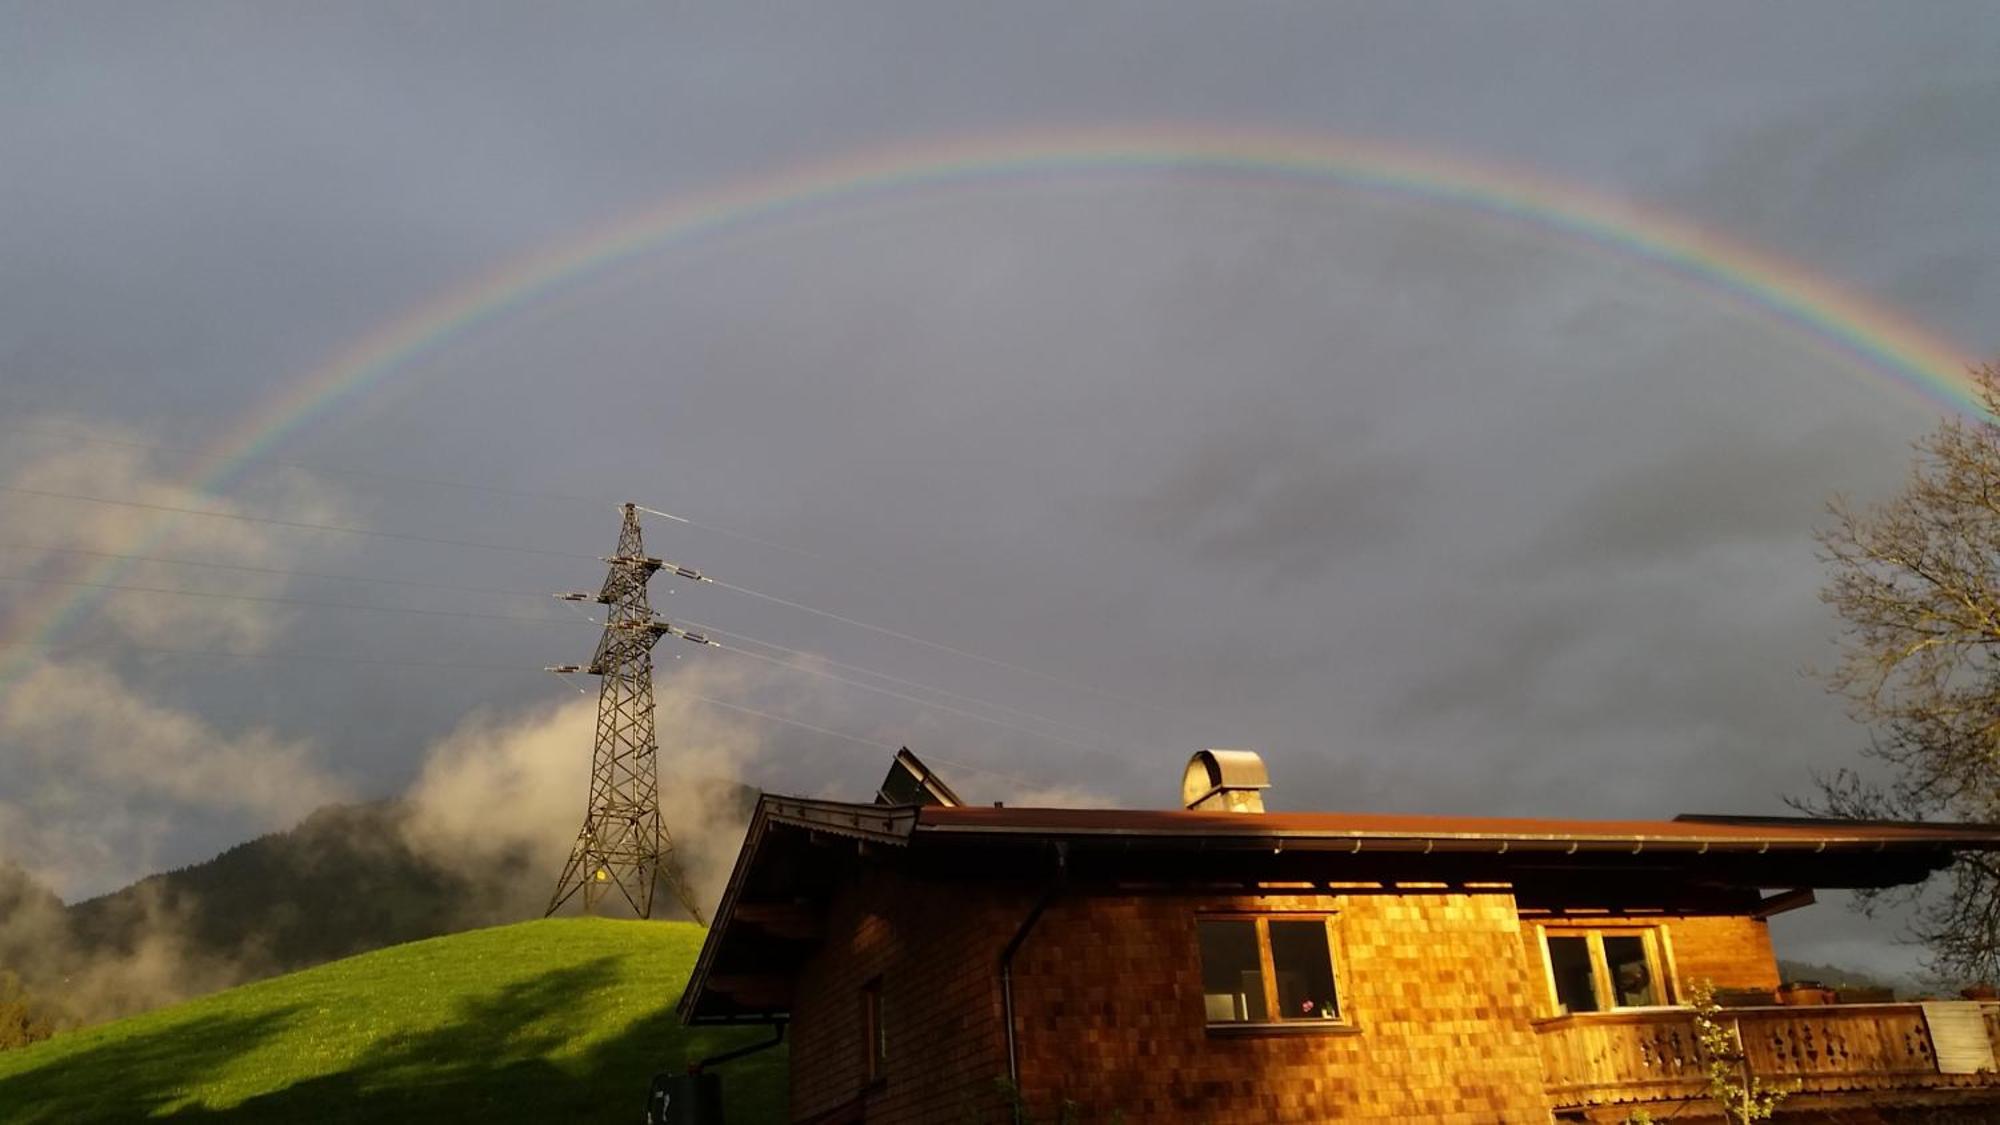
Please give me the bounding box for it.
[677,796,920,1026]
[910,821,1991,855]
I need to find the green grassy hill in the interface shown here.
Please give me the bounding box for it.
[0,918,786,1123]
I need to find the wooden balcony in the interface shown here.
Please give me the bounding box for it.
[1537,1002,2000,1119]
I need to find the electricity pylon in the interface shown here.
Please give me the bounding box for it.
[546,502,713,922]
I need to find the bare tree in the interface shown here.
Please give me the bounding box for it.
[1809,362,2000,980]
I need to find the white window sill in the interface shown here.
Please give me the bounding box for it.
[1204,1020,1360,1038]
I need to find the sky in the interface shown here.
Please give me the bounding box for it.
[1,2,1996,976]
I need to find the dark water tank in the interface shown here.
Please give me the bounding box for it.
[646,1071,724,1125]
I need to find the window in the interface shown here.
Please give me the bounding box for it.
[1197,916,1342,1026]
[1548,935,1599,1014]
[1199,918,1267,1022]
[1542,928,1669,1015]
[861,977,886,1083]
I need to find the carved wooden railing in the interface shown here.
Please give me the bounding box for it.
[1537,1003,2000,1112]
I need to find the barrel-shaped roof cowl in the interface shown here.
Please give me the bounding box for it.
[1181,748,1270,813]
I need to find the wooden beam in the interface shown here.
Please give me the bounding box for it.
[731,901,824,941]
[1750,887,1815,919]
[705,974,793,1008]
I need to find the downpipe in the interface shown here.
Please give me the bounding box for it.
[1000,842,1069,1095]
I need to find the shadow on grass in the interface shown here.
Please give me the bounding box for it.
[176,956,784,1124]
[0,1006,304,1125]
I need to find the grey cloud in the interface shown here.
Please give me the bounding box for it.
[1509,416,1909,577]
[1680,79,2000,346]
[1109,420,1425,584]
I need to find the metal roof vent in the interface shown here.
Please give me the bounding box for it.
[1181,749,1270,813]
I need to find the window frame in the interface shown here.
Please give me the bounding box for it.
[1195,912,1354,1035]
[1537,924,1676,1016]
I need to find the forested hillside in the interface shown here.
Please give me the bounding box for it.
[1,784,755,1035]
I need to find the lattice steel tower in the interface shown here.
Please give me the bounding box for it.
[546,503,709,921]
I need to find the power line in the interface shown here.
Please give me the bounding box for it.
[563,607,1121,759]
[59,637,1047,792]
[491,662,1049,792]
[0,474,1169,723]
[0,573,587,629]
[0,421,602,507]
[656,689,1052,794]
[683,617,1141,755]
[569,603,1124,757]
[703,575,1164,713]
[4,570,1140,782]
[65,638,1041,788]
[0,483,597,560]
[630,503,824,563]
[111,642,548,674]
[0,431,1139,797]
[0,422,826,563]
[548,667,886,752]
[0,556,1140,763]
[0,543,553,602]
[704,639,1131,763]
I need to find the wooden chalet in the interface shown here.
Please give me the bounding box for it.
[679,749,2000,1123]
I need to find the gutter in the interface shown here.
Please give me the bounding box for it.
[914,822,1959,853]
[690,1021,787,1073]
[1000,841,1068,1097]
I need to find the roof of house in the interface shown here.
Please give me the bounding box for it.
[676,791,2000,1025]
[913,804,2000,849]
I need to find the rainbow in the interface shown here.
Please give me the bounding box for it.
[1,124,1982,688]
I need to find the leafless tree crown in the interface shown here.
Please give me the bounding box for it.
[1811,362,2000,978]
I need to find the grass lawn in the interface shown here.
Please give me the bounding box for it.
[0,918,786,1123]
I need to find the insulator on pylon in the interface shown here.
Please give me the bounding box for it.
[670,565,707,582]
[544,664,582,674]
[554,592,593,602]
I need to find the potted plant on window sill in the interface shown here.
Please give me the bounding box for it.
[1775,980,1836,1006]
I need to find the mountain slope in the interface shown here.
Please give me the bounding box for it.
[66,795,738,976]
[9,784,756,1027]
[0,918,786,1124]
[66,801,516,973]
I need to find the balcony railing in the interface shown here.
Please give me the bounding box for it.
[1536,1002,2000,1114]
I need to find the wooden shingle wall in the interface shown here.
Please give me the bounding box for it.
[787,866,1027,1125]
[1517,913,1782,1016]
[1009,891,1551,1124]
[788,873,1787,1123]
[1665,914,1782,991]
[790,878,1554,1124]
